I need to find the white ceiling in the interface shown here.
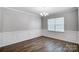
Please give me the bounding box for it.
[9,7,76,16]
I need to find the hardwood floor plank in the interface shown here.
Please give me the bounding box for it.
[0,36,79,52]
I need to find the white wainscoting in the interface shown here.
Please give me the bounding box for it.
[0,30,41,47]
[42,29,78,44]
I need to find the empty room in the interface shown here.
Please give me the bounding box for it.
[0,7,79,52]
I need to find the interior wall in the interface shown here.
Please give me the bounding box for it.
[78,8,79,44]
[42,8,78,44]
[0,7,41,47]
[0,7,3,47]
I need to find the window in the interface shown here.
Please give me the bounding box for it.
[48,17,64,32]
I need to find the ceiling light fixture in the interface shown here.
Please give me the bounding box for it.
[40,7,48,16]
[40,12,48,16]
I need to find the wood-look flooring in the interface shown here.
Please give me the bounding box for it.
[0,36,79,52]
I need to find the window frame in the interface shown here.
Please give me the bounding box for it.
[48,17,64,32]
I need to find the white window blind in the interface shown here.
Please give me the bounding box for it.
[48,17,64,32]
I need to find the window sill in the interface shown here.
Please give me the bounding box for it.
[48,30,64,33]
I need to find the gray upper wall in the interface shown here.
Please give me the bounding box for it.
[78,8,79,31]
[0,8,2,32]
[0,7,78,32]
[0,8,41,32]
[42,8,78,31]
